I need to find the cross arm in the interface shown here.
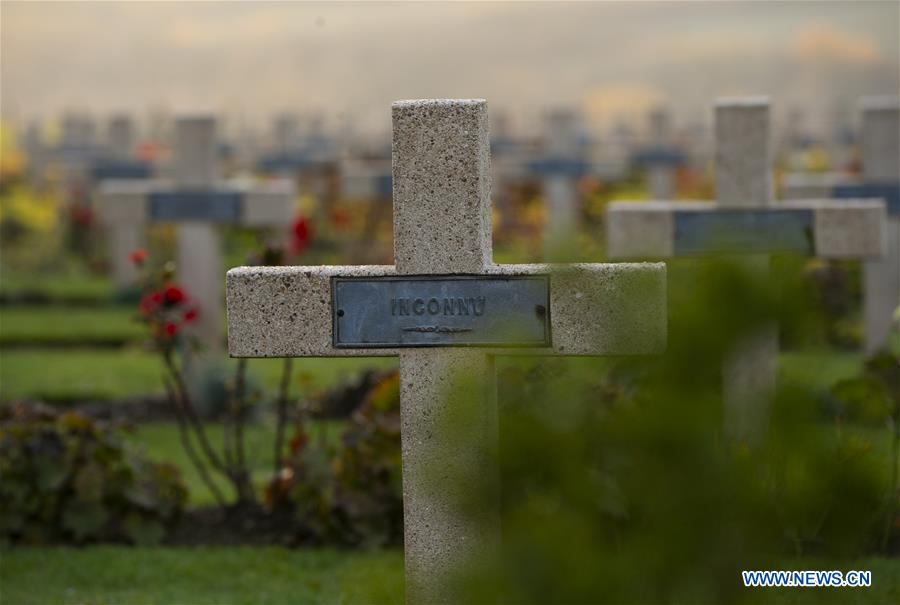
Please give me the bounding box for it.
[607,200,885,260]
[95,179,295,227]
[225,262,667,358]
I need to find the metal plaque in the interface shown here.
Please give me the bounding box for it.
[148,190,243,222]
[833,182,900,216]
[674,209,814,255]
[332,275,551,348]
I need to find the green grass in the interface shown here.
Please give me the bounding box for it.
[779,348,864,392]
[0,348,395,403]
[0,546,404,605]
[0,272,115,303]
[128,420,344,507]
[1,547,897,605]
[0,305,143,346]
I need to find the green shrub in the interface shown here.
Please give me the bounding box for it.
[268,371,403,547]
[0,403,187,545]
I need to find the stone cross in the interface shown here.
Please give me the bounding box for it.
[90,115,152,181]
[529,109,590,252]
[226,99,667,604]
[97,116,296,355]
[634,108,685,201]
[607,97,885,437]
[780,97,899,354]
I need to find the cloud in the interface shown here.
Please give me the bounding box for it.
[789,23,880,64]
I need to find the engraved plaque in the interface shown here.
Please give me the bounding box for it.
[333,275,550,348]
[674,209,814,255]
[833,183,900,216]
[148,190,243,222]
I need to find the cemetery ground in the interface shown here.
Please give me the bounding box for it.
[2,193,899,604]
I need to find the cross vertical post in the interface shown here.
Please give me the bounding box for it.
[859,98,900,354]
[715,98,778,438]
[173,116,225,356]
[392,100,499,602]
[226,99,667,605]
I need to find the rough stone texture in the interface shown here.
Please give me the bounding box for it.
[860,97,900,182]
[715,97,771,208]
[865,221,900,354]
[392,100,491,275]
[400,349,497,605]
[606,201,675,259]
[392,99,496,605]
[225,262,667,358]
[805,199,886,259]
[173,116,218,187]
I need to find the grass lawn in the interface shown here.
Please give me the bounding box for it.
[0,272,115,304]
[0,305,143,346]
[0,348,396,403]
[1,547,898,605]
[0,546,404,605]
[129,420,345,507]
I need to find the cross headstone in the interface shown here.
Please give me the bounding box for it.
[781,97,899,354]
[607,97,885,437]
[97,116,296,355]
[226,99,667,604]
[529,109,590,252]
[90,115,152,181]
[632,108,685,200]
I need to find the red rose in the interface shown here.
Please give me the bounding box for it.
[163,285,186,305]
[184,308,199,323]
[138,293,159,316]
[165,323,178,337]
[129,249,147,265]
[291,217,312,254]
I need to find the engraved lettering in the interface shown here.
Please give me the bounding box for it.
[427,298,440,314]
[413,298,425,315]
[472,297,485,316]
[443,298,455,315]
[391,298,398,316]
[399,299,410,316]
[457,297,469,315]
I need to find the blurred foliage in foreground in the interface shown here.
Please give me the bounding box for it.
[437,256,897,604]
[0,404,187,545]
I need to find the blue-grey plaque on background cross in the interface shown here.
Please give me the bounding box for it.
[832,183,900,216]
[528,157,590,178]
[332,275,551,348]
[674,209,814,255]
[91,161,152,181]
[148,190,244,222]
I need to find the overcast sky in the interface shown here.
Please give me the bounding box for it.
[2,1,898,136]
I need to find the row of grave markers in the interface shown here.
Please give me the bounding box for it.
[221,96,895,604]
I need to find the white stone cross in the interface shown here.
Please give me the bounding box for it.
[782,97,899,354]
[634,107,684,201]
[530,109,590,252]
[607,97,886,437]
[226,99,667,604]
[97,116,296,356]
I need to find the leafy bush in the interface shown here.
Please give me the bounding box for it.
[0,403,187,545]
[267,370,403,547]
